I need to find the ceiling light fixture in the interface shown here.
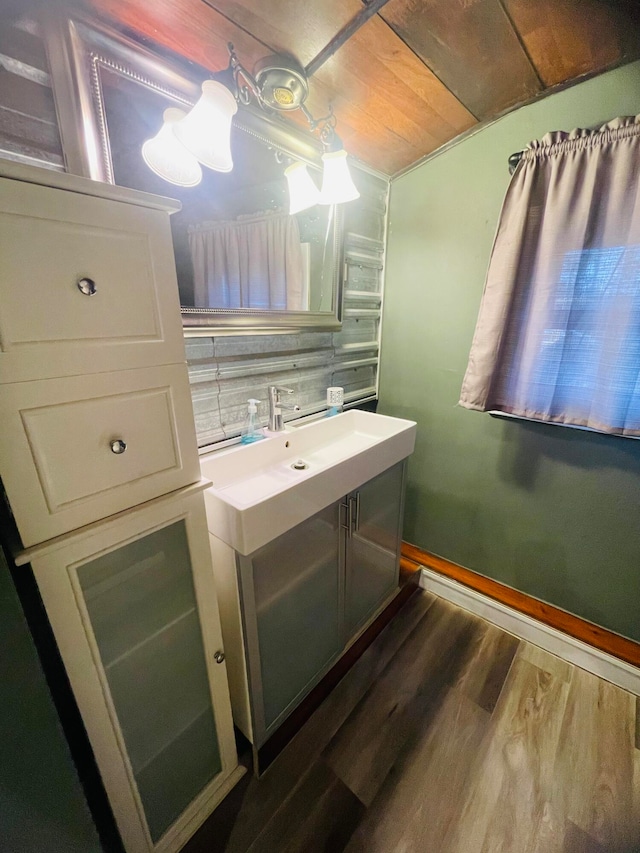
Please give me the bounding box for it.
[142,43,359,210]
[141,107,203,187]
[172,80,237,173]
[284,161,321,214]
[319,149,361,205]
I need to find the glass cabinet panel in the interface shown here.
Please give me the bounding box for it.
[345,462,404,637]
[245,503,342,732]
[77,521,221,842]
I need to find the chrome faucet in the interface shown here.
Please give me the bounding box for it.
[268,386,300,432]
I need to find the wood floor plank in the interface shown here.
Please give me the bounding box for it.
[563,821,606,853]
[453,621,520,713]
[344,687,491,852]
[481,658,570,853]
[555,667,636,849]
[280,766,364,853]
[246,760,364,853]
[633,744,640,841]
[518,641,574,683]
[324,598,485,805]
[442,657,571,853]
[218,590,436,853]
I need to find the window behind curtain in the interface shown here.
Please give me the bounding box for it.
[459,116,640,437]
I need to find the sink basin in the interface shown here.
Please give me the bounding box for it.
[200,410,416,555]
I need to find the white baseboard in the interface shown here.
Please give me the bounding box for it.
[420,567,640,697]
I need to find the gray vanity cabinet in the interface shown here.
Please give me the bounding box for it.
[228,460,407,748]
[343,461,406,637]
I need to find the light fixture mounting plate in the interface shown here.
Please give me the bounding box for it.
[254,54,309,111]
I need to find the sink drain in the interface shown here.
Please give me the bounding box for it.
[291,459,309,470]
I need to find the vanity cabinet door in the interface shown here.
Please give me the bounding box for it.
[29,493,241,853]
[239,502,342,741]
[344,461,406,638]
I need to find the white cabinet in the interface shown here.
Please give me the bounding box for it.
[0,365,199,546]
[28,494,243,853]
[212,460,407,750]
[0,173,187,383]
[0,162,200,548]
[1,161,242,853]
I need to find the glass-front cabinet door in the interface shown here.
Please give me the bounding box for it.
[344,461,405,637]
[30,492,241,853]
[238,502,342,742]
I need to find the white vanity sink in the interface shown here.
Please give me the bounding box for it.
[200,410,416,554]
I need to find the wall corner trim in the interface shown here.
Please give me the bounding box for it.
[401,543,640,695]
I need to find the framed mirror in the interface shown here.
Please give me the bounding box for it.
[48,15,344,333]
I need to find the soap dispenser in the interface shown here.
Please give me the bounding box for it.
[240,399,264,444]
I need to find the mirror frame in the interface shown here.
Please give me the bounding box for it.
[46,14,344,333]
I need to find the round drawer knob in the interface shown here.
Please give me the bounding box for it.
[110,439,127,455]
[214,650,225,664]
[77,277,97,296]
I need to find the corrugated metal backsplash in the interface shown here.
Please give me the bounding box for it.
[187,167,388,449]
[0,19,64,170]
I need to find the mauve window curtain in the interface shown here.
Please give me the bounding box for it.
[459,116,640,437]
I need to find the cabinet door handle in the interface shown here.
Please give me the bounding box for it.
[77,277,97,296]
[349,494,360,533]
[214,650,225,664]
[340,501,352,536]
[109,439,127,454]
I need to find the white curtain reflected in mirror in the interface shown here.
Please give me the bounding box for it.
[189,211,308,310]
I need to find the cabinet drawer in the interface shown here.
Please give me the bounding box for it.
[0,365,200,546]
[0,178,185,383]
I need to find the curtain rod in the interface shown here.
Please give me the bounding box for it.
[508,151,523,174]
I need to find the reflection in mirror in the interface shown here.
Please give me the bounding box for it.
[103,71,337,315]
[61,19,344,332]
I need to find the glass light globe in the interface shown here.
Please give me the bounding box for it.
[173,80,238,173]
[141,108,202,187]
[284,161,320,214]
[318,149,360,205]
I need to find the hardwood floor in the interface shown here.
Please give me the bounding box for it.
[183,590,640,853]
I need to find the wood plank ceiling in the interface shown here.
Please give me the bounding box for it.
[84,0,640,175]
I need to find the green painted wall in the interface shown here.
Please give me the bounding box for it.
[379,61,640,642]
[0,550,102,852]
